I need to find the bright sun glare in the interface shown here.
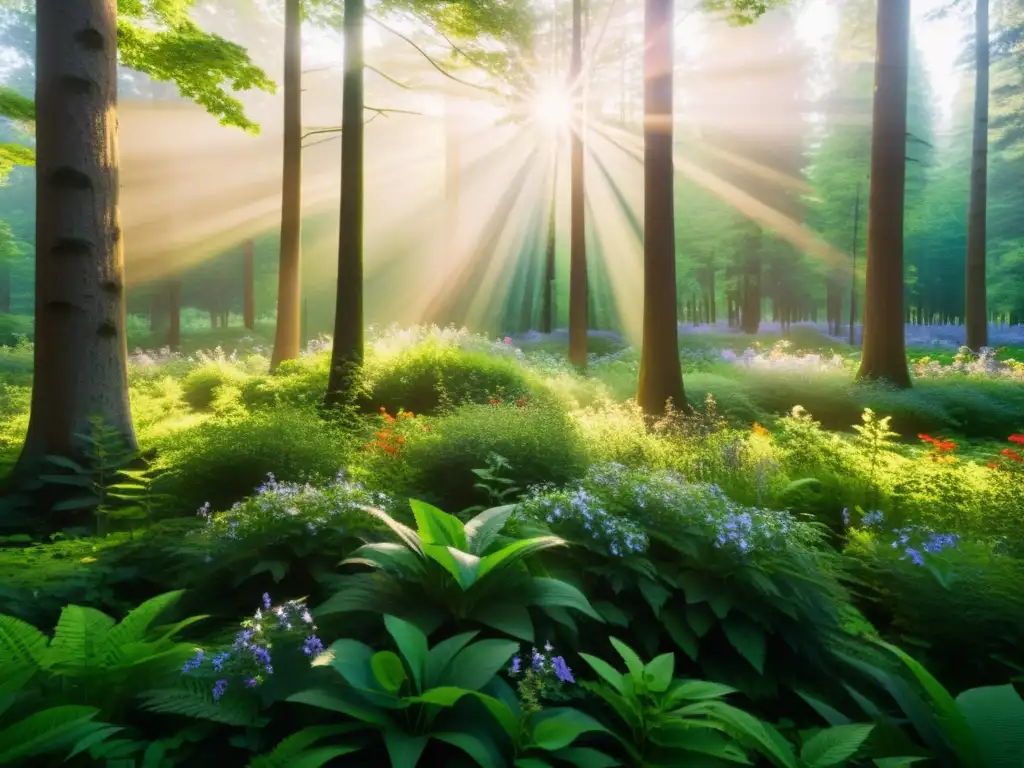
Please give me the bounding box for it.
[531,78,573,130]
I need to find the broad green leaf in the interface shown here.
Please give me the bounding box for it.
[648,722,749,761]
[532,708,609,751]
[722,615,766,674]
[873,759,927,767]
[52,496,101,512]
[249,725,365,767]
[371,651,408,694]
[444,639,519,691]
[685,700,798,768]
[410,498,467,550]
[592,601,630,627]
[468,692,520,739]
[608,638,645,681]
[422,543,477,589]
[287,689,392,728]
[0,706,99,763]
[44,455,86,472]
[638,578,671,616]
[643,653,675,693]
[474,601,535,642]
[794,691,852,727]
[515,759,553,768]
[578,653,625,695]
[687,604,716,638]
[384,616,429,692]
[383,729,429,767]
[425,631,479,689]
[49,605,116,671]
[955,684,1024,768]
[434,730,506,768]
[550,747,620,767]
[325,639,378,690]
[315,573,400,617]
[477,537,566,581]
[527,578,602,621]
[877,640,982,767]
[464,504,516,555]
[341,542,425,578]
[407,686,471,707]
[363,507,424,554]
[64,725,123,759]
[800,724,875,768]
[662,610,699,661]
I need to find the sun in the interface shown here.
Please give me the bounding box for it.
[531,77,573,130]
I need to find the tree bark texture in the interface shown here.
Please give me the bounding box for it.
[271,0,303,368]
[17,0,137,473]
[568,0,588,368]
[636,0,685,415]
[964,0,989,351]
[325,0,365,407]
[540,142,558,334]
[856,0,911,388]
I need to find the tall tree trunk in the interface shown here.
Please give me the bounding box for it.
[17,0,137,474]
[168,279,181,350]
[739,228,761,334]
[540,143,558,333]
[325,0,365,407]
[568,0,588,368]
[0,261,10,314]
[271,0,303,368]
[964,0,989,352]
[856,0,911,388]
[636,0,684,415]
[243,238,255,330]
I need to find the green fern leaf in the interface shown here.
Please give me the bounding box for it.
[249,725,366,767]
[0,705,100,763]
[103,591,185,663]
[0,613,50,671]
[49,606,116,673]
[140,680,263,726]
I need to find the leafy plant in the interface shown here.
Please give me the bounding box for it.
[317,499,601,642]
[463,452,523,514]
[851,408,899,508]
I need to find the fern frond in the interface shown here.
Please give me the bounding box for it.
[140,679,264,726]
[0,613,50,671]
[48,606,115,673]
[104,591,185,661]
[0,705,101,764]
[249,725,366,767]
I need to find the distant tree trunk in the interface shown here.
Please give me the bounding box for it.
[636,0,685,416]
[0,261,9,313]
[243,239,255,330]
[325,0,365,407]
[568,0,588,369]
[540,143,558,333]
[168,279,181,350]
[739,229,762,334]
[271,0,303,368]
[964,0,989,352]
[856,0,911,388]
[16,0,137,474]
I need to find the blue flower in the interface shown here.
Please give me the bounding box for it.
[212,651,231,672]
[181,649,204,673]
[551,656,575,684]
[509,656,521,675]
[212,679,228,701]
[262,593,272,610]
[303,635,324,657]
[902,547,925,566]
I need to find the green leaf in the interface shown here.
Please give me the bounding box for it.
[371,651,408,694]
[687,604,716,638]
[408,686,472,707]
[608,637,645,681]
[0,613,49,670]
[474,602,535,642]
[638,578,671,616]
[528,578,602,621]
[52,496,102,512]
[464,504,516,555]
[286,689,392,728]
[683,700,798,768]
[421,543,479,589]
[578,653,625,695]
[800,724,875,768]
[0,706,99,763]
[250,560,288,582]
[425,631,479,689]
[383,729,428,767]
[550,747,619,767]
[515,759,553,768]
[249,725,365,767]
[477,537,566,581]
[532,708,609,751]
[662,610,699,661]
[384,615,429,692]
[666,679,737,706]
[44,455,86,472]
[873,759,927,767]
[955,684,1024,768]
[592,601,630,627]
[444,639,519,691]
[434,730,506,768]
[722,615,766,674]
[363,507,424,554]
[794,691,852,727]
[643,653,675,693]
[410,498,467,550]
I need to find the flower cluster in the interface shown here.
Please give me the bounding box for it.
[987,434,1024,470]
[911,347,1024,381]
[890,527,960,566]
[192,470,389,543]
[365,408,426,457]
[508,642,575,717]
[181,593,324,701]
[918,433,957,462]
[719,343,848,373]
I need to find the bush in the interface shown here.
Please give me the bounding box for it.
[152,407,353,517]
[181,361,250,411]
[381,395,589,512]
[239,354,330,411]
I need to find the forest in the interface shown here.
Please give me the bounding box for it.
[0,0,1023,765]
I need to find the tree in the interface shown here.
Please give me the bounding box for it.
[856,0,912,387]
[270,0,303,368]
[965,0,990,349]
[568,0,587,368]
[13,0,273,476]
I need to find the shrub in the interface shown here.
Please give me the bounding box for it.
[181,361,250,411]
[384,395,589,512]
[239,354,330,411]
[152,408,353,517]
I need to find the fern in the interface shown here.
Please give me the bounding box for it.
[103,591,185,661]
[140,677,265,727]
[0,705,110,764]
[48,605,117,674]
[0,613,49,671]
[250,725,365,767]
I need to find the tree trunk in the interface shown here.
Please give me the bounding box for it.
[636,0,684,416]
[568,0,588,369]
[0,261,9,314]
[168,279,181,350]
[856,0,911,388]
[325,0,365,407]
[16,0,137,474]
[739,229,762,335]
[271,0,303,368]
[243,238,256,330]
[540,142,558,334]
[964,0,989,352]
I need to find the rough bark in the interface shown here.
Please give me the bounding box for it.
[856,0,911,388]
[243,238,256,330]
[636,0,685,416]
[16,0,137,474]
[271,0,303,368]
[540,144,558,334]
[568,0,588,369]
[325,0,365,407]
[964,0,989,351]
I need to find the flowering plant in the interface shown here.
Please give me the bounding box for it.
[508,641,576,718]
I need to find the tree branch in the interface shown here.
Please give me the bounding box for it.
[368,65,413,89]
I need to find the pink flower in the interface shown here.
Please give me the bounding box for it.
[503,337,512,345]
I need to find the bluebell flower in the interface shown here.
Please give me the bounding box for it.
[509,656,522,675]
[212,651,231,671]
[903,547,925,566]
[262,593,272,610]
[181,649,204,673]
[303,635,324,657]
[212,679,228,701]
[551,656,575,684]
[531,650,545,670]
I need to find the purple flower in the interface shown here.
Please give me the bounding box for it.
[212,651,231,672]
[262,593,272,610]
[303,635,324,657]
[903,547,925,566]
[551,656,575,684]
[245,678,258,688]
[509,656,521,675]
[531,650,545,671]
[212,679,228,701]
[181,649,204,673]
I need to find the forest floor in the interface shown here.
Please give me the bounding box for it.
[0,316,1022,766]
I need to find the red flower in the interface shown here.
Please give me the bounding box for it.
[987,462,999,469]
[488,398,501,405]
[918,433,934,443]
[1001,448,1023,463]
[516,397,528,409]
[937,440,957,453]
[1009,434,1024,444]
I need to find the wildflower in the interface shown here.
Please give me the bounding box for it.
[531,649,546,670]
[1001,448,1023,463]
[902,547,924,566]
[262,593,272,610]
[212,679,228,701]
[245,678,258,688]
[1009,434,1024,444]
[551,656,575,684]
[841,508,850,527]
[509,656,522,676]
[212,651,231,671]
[181,649,204,673]
[302,635,325,657]
[861,510,884,528]
[752,423,770,438]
